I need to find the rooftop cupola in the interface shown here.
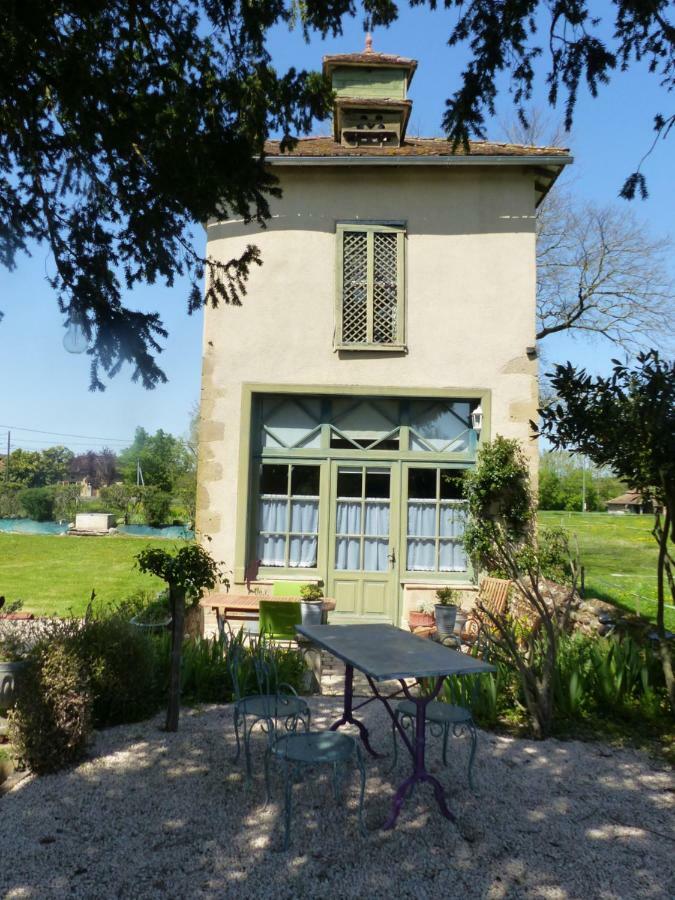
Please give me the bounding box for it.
[322,36,417,148]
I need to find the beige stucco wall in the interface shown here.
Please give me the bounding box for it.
[197,164,539,583]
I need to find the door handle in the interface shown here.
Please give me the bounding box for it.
[388,547,396,568]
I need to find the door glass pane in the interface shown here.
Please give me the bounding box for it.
[364,539,388,572]
[336,537,361,570]
[407,539,435,571]
[407,501,436,537]
[336,501,361,535]
[440,540,466,572]
[337,467,362,498]
[440,471,465,499]
[364,501,389,536]
[365,468,390,498]
[408,467,436,499]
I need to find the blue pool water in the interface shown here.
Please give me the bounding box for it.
[0,519,194,539]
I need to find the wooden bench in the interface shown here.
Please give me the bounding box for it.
[461,576,512,647]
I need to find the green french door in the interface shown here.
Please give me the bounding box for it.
[326,462,400,622]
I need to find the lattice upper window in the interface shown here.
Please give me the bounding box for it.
[336,224,405,349]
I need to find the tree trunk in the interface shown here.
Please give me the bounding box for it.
[655,507,675,714]
[166,584,185,732]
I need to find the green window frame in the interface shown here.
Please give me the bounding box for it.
[335,223,406,351]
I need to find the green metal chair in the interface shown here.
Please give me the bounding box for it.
[258,599,302,642]
[390,699,478,791]
[265,730,367,850]
[229,634,311,779]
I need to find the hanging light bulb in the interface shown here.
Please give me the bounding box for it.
[63,314,89,354]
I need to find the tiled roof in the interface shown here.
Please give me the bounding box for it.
[606,492,647,505]
[322,51,417,70]
[264,136,570,159]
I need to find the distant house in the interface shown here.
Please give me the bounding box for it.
[606,492,659,515]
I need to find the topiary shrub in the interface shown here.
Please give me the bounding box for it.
[9,637,93,774]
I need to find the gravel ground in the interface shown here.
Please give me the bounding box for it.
[0,698,673,900]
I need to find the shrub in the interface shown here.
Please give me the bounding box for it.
[53,484,82,522]
[9,635,93,774]
[174,630,308,705]
[0,484,25,518]
[75,604,164,726]
[18,486,55,521]
[463,437,534,576]
[141,487,172,527]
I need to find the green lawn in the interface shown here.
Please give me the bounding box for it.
[538,511,674,630]
[0,533,166,616]
[1,517,671,629]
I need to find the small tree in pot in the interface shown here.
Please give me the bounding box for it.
[299,583,324,626]
[136,544,225,731]
[434,588,461,641]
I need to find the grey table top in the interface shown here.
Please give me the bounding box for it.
[296,624,496,682]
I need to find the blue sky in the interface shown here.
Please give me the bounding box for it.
[0,3,672,453]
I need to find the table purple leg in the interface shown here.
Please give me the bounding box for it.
[329,664,384,758]
[367,675,455,829]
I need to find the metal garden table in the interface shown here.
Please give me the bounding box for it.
[296,623,495,829]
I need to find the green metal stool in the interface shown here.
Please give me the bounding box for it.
[390,699,478,791]
[265,731,368,850]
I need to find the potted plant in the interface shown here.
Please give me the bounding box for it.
[299,584,324,627]
[434,588,461,641]
[408,598,436,631]
[0,599,30,714]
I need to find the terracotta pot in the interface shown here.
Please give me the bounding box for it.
[408,610,435,630]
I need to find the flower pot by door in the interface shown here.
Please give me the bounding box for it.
[301,601,323,627]
[434,605,458,641]
[408,610,435,631]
